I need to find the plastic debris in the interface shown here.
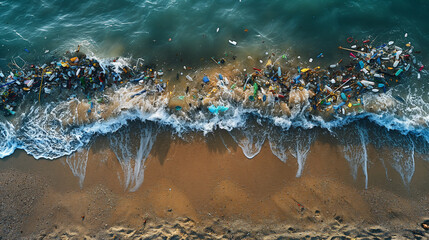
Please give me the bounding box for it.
[186,75,193,81]
[228,40,237,46]
[208,104,229,114]
[203,75,210,83]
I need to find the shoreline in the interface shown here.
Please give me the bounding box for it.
[1,131,428,238]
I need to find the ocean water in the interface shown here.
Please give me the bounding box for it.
[1,0,428,191]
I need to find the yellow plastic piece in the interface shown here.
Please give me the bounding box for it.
[348,103,352,107]
[301,68,311,73]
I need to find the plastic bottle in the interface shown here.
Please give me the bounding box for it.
[395,51,402,60]
[374,73,384,78]
[361,80,375,86]
[223,77,229,85]
[325,86,333,92]
[395,69,403,76]
[186,75,193,82]
[393,61,399,68]
[404,64,410,71]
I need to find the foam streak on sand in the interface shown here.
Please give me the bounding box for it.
[342,124,369,189]
[66,145,91,188]
[109,123,156,192]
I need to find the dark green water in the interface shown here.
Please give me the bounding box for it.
[1,0,428,65]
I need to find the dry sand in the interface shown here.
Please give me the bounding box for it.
[1,132,429,239]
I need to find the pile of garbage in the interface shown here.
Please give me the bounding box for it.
[192,38,423,116]
[0,53,133,116]
[0,38,423,117]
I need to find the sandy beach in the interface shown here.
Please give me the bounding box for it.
[0,131,428,239]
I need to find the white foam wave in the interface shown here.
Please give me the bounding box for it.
[66,145,91,188]
[109,123,156,192]
[341,125,369,189]
[0,122,18,158]
[229,124,267,159]
[376,134,416,186]
[289,130,316,177]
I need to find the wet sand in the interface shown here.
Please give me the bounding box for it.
[1,132,429,239]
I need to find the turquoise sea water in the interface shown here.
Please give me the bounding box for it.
[0,0,428,191]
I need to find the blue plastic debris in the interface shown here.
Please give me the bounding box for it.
[203,76,210,83]
[395,69,403,76]
[208,105,217,113]
[333,102,346,110]
[208,105,229,114]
